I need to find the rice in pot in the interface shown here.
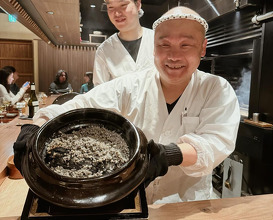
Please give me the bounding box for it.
[44,124,130,178]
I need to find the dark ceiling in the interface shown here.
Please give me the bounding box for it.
[79,0,172,41]
[78,0,262,42]
[1,0,257,46]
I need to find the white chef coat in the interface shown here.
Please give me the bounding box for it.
[34,68,240,204]
[93,27,154,86]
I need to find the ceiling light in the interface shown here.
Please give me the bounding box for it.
[205,0,220,16]
[46,11,54,15]
[59,35,63,38]
[54,25,59,28]
[90,5,96,8]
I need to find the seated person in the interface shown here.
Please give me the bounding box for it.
[80,72,94,94]
[2,66,20,95]
[0,68,30,105]
[49,70,73,94]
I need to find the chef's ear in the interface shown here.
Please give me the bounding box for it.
[136,0,142,10]
[201,38,208,58]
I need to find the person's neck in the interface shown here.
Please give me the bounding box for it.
[161,80,189,104]
[118,25,143,41]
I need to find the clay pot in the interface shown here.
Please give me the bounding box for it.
[21,108,148,208]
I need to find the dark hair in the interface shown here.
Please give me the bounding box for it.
[85,72,93,79]
[54,69,68,84]
[0,69,12,92]
[2,66,16,74]
[85,72,94,90]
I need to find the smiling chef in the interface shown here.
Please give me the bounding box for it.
[93,0,154,86]
[14,6,240,205]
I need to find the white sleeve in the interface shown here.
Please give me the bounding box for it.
[93,49,111,86]
[0,85,25,105]
[178,78,240,177]
[33,79,127,122]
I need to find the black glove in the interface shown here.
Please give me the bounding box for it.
[144,140,183,187]
[13,124,40,173]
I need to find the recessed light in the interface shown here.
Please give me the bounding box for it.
[59,35,63,38]
[90,5,96,8]
[54,25,59,28]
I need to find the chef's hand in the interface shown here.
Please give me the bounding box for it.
[144,140,183,187]
[13,124,40,173]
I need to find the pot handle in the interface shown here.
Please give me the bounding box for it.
[136,127,148,154]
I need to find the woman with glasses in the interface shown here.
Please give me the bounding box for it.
[49,70,73,94]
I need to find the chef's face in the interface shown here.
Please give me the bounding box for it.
[105,0,141,32]
[7,73,14,85]
[154,19,207,86]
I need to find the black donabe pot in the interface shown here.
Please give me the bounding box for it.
[21,108,149,209]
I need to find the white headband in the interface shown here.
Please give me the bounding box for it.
[152,13,209,33]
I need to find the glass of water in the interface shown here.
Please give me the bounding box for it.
[0,105,6,124]
[23,93,30,104]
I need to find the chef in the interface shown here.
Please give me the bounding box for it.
[93,0,154,86]
[14,6,240,204]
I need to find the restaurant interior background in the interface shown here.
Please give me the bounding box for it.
[0,0,273,199]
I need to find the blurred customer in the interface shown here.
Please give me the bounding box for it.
[49,70,73,94]
[2,66,20,95]
[0,68,30,105]
[80,72,94,94]
[93,0,154,86]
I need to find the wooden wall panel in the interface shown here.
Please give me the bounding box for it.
[38,40,96,94]
[0,39,34,88]
[37,41,55,93]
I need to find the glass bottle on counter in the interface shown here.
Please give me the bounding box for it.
[28,82,39,118]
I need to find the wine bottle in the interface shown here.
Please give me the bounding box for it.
[28,82,39,118]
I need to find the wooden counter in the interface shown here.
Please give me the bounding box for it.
[1,177,273,219]
[0,114,32,184]
[0,95,57,185]
[1,95,273,219]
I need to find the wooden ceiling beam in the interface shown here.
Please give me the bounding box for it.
[0,0,55,47]
[0,0,81,46]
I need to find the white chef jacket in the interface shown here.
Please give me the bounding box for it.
[34,69,240,204]
[93,27,154,86]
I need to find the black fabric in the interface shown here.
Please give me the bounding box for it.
[118,36,142,62]
[13,124,40,173]
[166,96,180,114]
[144,140,183,187]
[49,81,73,94]
[10,83,20,95]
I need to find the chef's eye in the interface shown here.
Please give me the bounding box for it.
[181,43,193,48]
[160,43,170,48]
